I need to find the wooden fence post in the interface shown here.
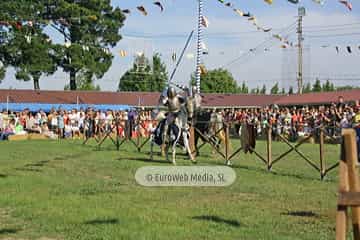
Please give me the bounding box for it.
[336,144,349,240]
[189,125,196,157]
[225,123,230,162]
[319,127,325,179]
[336,129,360,240]
[344,129,360,238]
[116,119,120,151]
[267,125,272,171]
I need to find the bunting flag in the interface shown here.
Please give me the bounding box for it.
[233,9,244,16]
[272,34,282,41]
[313,0,326,5]
[136,51,144,57]
[347,46,352,53]
[64,41,71,48]
[288,0,299,3]
[186,53,194,59]
[264,0,273,4]
[225,2,233,7]
[122,9,131,14]
[153,1,164,12]
[336,46,340,53]
[339,0,352,11]
[201,16,209,28]
[199,64,207,75]
[171,52,176,62]
[119,50,127,57]
[137,6,148,16]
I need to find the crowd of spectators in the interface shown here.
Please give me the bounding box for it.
[0,96,359,143]
[0,107,156,141]
[222,96,360,141]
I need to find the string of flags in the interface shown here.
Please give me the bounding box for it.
[122,1,165,16]
[215,0,295,49]
[1,0,356,62]
[284,0,352,11]
[322,45,360,54]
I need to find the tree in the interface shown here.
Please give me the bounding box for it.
[0,1,57,89]
[240,81,249,94]
[191,68,239,93]
[8,34,56,89]
[322,79,335,92]
[50,1,125,90]
[312,78,322,92]
[118,53,167,92]
[250,87,260,94]
[281,88,285,94]
[0,62,5,81]
[288,86,294,94]
[64,70,100,91]
[270,82,279,94]
[260,84,266,94]
[0,0,126,90]
[302,82,312,93]
[336,85,358,91]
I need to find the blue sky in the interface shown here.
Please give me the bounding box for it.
[1,0,359,92]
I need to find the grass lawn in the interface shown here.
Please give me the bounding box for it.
[0,138,342,240]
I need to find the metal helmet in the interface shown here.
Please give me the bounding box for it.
[167,87,176,98]
[191,85,198,95]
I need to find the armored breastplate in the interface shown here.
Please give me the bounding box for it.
[168,97,181,113]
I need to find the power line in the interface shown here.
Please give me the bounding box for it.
[305,32,360,38]
[305,27,360,33]
[221,21,298,68]
[303,22,360,29]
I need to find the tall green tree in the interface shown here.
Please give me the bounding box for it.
[336,85,358,91]
[240,81,249,93]
[118,53,167,92]
[322,79,335,92]
[250,87,260,94]
[8,33,56,89]
[0,1,57,89]
[64,70,100,91]
[0,62,5,81]
[312,78,322,92]
[288,86,294,94]
[302,82,312,93]
[0,0,125,90]
[191,68,239,93]
[270,82,279,94]
[281,88,285,94]
[49,1,125,90]
[260,84,266,94]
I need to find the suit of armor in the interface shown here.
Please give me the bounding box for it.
[161,87,188,143]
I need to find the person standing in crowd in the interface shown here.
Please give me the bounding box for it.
[57,111,65,138]
[0,119,15,140]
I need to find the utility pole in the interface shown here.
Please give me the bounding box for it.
[297,7,305,94]
[195,0,203,94]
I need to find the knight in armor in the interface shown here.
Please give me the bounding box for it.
[162,87,187,143]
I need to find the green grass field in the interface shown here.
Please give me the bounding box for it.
[0,138,342,240]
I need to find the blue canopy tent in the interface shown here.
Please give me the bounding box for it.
[0,103,133,112]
